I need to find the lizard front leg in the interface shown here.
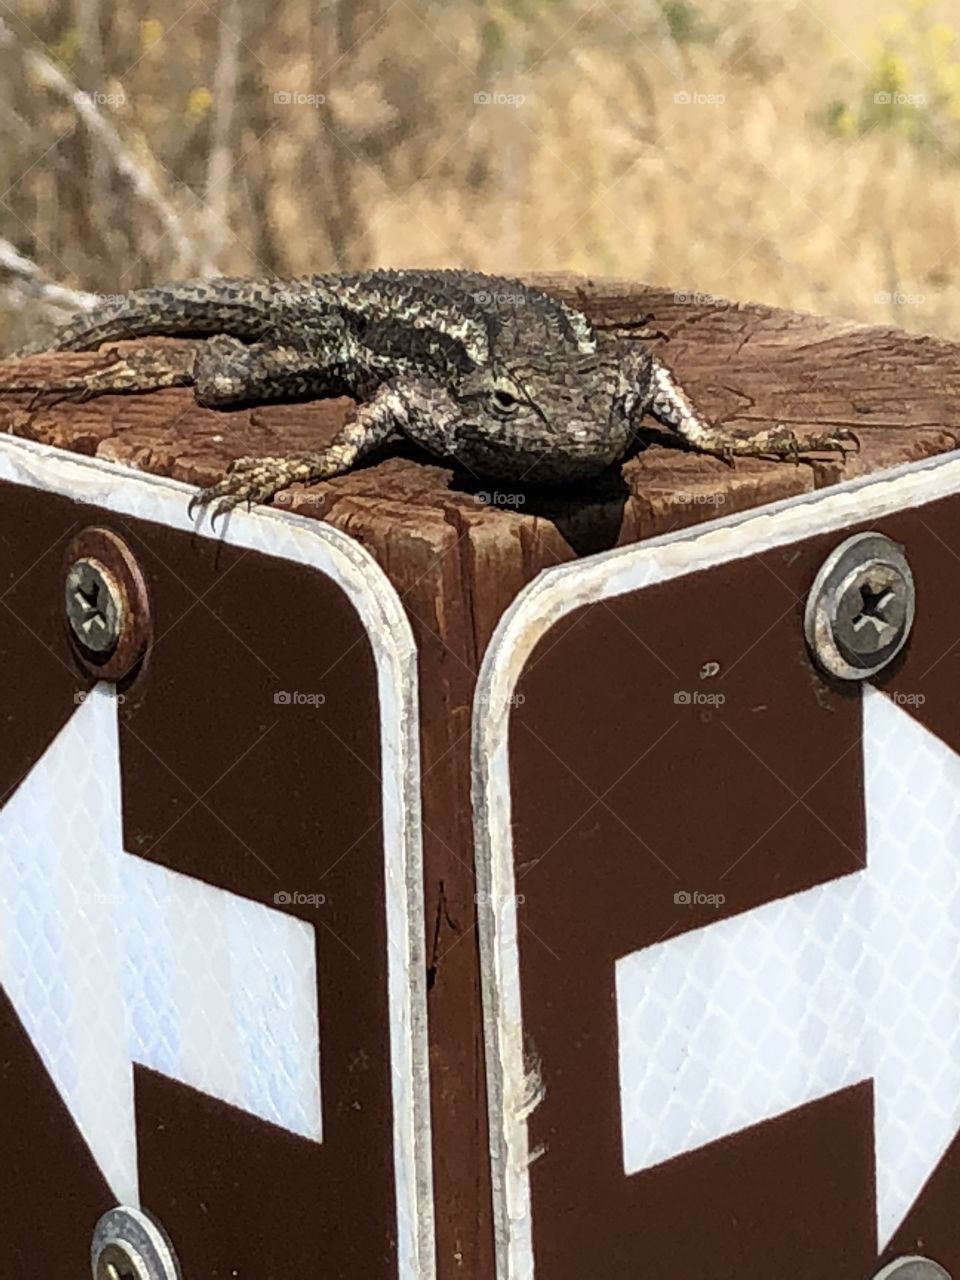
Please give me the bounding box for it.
[645,355,859,461]
[189,376,452,522]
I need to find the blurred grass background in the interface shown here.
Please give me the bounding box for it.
[2,0,960,345]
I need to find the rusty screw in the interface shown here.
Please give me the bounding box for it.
[804,531,915,681]
[65,558,124,657]
[62,528,151,681]
[872,1258,952,1280]
[98,1254,136,1280]
[90,1207,180,1280]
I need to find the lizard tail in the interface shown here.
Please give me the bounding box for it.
[11,278,283,357]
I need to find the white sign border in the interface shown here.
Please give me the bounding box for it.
[0,434,434,1280]
[472,447,960,1280]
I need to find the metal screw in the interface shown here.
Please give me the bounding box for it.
[62,528,151,682]
[66,557,124,657]
[804,531,915,680]
[91,1206,181,1280]
[873,1257,952,1280]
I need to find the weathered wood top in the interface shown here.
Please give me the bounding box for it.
[2,276,957,595]
[3,274,958,656]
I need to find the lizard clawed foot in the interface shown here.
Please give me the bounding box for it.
[708,425,860,463]
[772,425,860,460]
[188,455,301,525]
[188,432,378,527]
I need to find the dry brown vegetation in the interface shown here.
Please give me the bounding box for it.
[2,0,960,345]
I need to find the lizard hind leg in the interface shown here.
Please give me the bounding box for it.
[192,334,333,405]
[191,306,355,405]
[645,355,859,461]
[0,344,199,402]
[0,333,331,406]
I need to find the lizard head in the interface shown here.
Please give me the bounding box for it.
[447,342,653,485]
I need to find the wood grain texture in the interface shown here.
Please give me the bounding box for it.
[0,275,956,1280]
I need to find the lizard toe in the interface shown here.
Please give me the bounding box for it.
[806,428,860,457]
[833,428,861,454]
[190,455,298,524]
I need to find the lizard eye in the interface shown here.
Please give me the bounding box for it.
[491,387,521,414]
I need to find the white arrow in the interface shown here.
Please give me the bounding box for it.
[616,686,960,1248]
[0,685,322,1205]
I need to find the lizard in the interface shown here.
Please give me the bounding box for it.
[5,269,858,521]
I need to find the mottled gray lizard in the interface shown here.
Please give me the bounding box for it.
[7,269,857,519]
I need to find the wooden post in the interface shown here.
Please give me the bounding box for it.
[1,274,957,1278]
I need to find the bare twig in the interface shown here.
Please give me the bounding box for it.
[644,0,686,79]
[74,0,115,264]
[200,0,243,275]
[0,235,98,310]
[312,0,377,268]
[0,16,197,273]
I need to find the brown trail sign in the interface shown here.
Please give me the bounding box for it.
[0,443,431,1279]
[1,276,960,1280]
[474,452,960,1279]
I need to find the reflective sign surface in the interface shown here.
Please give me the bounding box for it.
[475,451,960,1280]
[0,437,432,1280]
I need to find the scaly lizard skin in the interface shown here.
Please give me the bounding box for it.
[7,269,857,519]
